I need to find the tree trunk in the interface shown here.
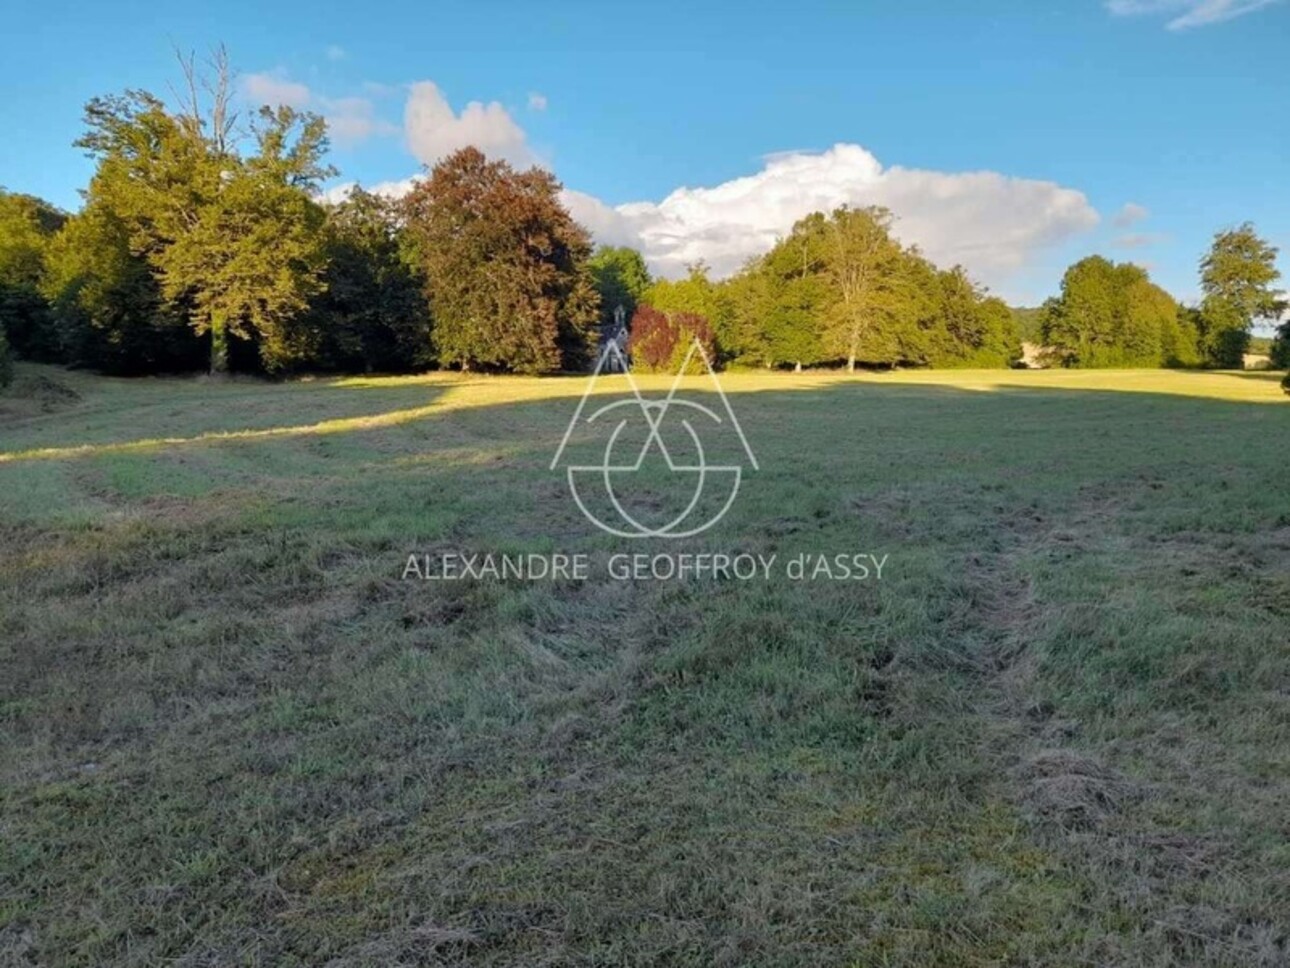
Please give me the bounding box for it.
[847,351,856,373]
[210,313,229,376]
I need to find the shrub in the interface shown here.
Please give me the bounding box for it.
[628,305,717,374]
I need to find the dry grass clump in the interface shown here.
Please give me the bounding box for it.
[1017,748,1138,829]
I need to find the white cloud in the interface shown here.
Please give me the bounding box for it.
[564,144,1099,292]
[1105,0,1283,29]
[1112,202,1149,227]
[323,96,400,146]
[318,175,422,205]
[559,188,640,247]
[241,70,397,147]
[326,44,347,61]
[317,79,548,201]
[242,71,311,109]
[405,81,536,168]
[247,74,542,169]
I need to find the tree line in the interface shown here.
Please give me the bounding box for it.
[615,206,1022,372]
[0,54,1285,387]
[1036,226,1283,370]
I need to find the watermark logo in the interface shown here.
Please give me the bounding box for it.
[550,340,758,538]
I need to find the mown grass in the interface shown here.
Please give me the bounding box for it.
[1,363,1288,966]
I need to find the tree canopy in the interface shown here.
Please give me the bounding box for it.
[0,190,67,362]
[1197,223,1282,368]
[588,246,652,332]
[642,207,1020,371]
[75,79,335,373]
[628,305,716,374]
[289,188,433,373]
[1039,256,1198,368]
[400,147,598,373]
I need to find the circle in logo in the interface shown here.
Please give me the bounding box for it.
[567,398,743,538]
[551,340,758,539]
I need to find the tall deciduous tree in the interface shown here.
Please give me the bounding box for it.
[820,206,915,370]
[1042,256,1118,365]
[158,106,333,373]
[927,267,1020,368]
[401,147,598,373]
[727,214,829,369]
[716,208,1017,370]
[1197,223,1282,368]
[76,50,333,374]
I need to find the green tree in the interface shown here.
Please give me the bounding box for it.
[1271,317,1290,369]
[718,207,1017,370]
[1116,266,1170,363]
[0,190,67,361]
[818,206,928,369]
[727,214,829,369]
[42,204,202,374]
[588,246,651,331]
[1197,223,1282,368]
[290,188,433,373]
[1162,305,1204,368]
[927,267,1020,368]
[77,50,334,374]
[642,264,729,324]
[1042,256,1119,365]
[1041,256,1189,367]
[976,296,1024,367]
[161,106,332,373]
[401,147,598,373]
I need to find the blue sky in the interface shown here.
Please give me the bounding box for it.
[2,0,1287,309]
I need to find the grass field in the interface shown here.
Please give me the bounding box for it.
[2,362,1289,966]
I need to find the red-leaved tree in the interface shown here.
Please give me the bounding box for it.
[400,147,599,373]
[628,306,716,373]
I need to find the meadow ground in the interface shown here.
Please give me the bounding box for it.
[2,362,1289,967]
